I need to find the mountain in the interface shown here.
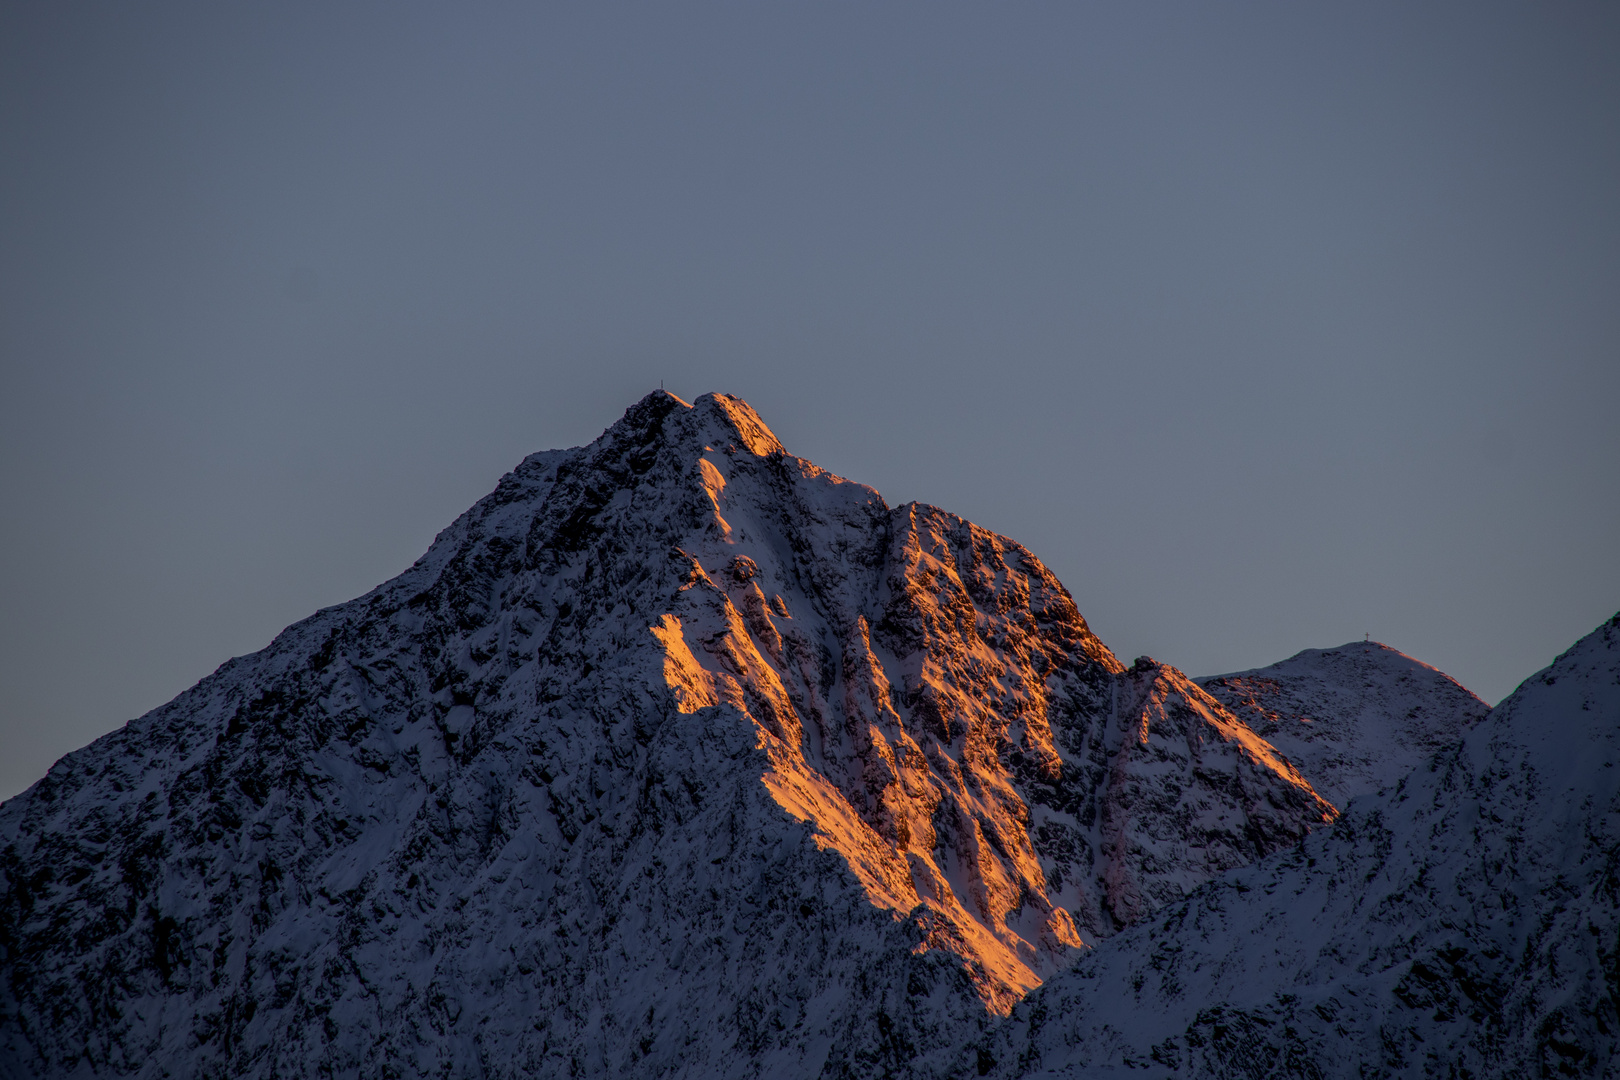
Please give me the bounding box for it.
[0,391,1338,1080]
[980,612,1620,1079]
[1197,643,1491,809]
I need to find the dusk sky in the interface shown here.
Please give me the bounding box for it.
[2,2,1617,800]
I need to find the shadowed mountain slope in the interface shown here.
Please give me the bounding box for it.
[982,613,1620,1079]
[1198,642,1491,810]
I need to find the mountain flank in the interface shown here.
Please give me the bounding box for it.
[982,612,1620,1078]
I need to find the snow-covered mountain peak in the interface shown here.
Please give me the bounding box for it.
[0,392,1373,1077]
[1198,639,1490,809]
[594,389,790,462]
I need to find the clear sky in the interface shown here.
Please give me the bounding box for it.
[2,2,1617,801]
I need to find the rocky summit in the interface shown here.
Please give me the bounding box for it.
[2,391,1594,1080]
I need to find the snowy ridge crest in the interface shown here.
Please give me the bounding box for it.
[1198,641,1491,810]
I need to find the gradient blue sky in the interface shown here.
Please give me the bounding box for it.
[3,2,1617,799]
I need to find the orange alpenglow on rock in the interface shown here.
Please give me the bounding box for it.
[636,392,1335,1010]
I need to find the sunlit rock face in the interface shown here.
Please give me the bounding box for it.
[0,391,1332,1079]
[662,437,1336,1007]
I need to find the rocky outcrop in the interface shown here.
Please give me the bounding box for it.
[1084,659,1332,930]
